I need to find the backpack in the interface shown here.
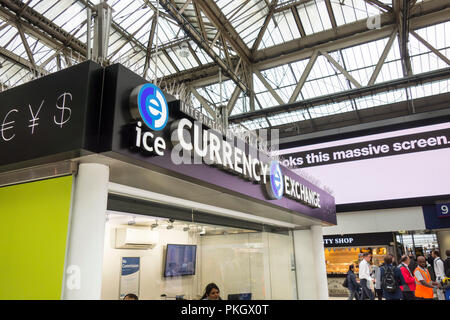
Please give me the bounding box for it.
[382,265,398,293]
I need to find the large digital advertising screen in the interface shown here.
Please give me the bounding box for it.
[276,122,450,206]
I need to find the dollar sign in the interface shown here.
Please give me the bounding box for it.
[54,92,72,128]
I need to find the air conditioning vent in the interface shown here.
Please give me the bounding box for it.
[115,227,159,249]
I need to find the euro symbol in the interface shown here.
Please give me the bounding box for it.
[54,92,72,128]
[274,171,282,189]
[147,98,162,120]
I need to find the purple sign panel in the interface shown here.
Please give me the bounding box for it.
[100,64,336,225]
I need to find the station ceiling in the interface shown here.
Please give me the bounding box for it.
[0,0,449,137]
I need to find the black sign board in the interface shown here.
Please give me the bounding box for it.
[98,63,178,153]
[0,61,103,171]
[323,232,394,247]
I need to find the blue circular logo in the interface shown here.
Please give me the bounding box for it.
[269,161,284,200]
[132,83,168,131]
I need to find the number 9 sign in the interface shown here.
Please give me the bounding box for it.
[436,204,450,218]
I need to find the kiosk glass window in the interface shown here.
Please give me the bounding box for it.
[101,213,297,300]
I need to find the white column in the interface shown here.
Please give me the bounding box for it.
[293,229,318,299]
[436,229,450,258]
[261,232,272,299]
[311,225,329,300]
[62,163,109,300]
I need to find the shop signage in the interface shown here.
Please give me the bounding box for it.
[323,237,354,246]
[422,205,450,230]
[323,232,393,247]
[130,83,169,131]
[179,101,269,155]
[129,83,321,209]
[436,203,450,218]
[119,257,140,299]
[0,61,103,169]
[100,64,336,224]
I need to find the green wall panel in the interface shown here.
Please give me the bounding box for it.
[0,176,72,299]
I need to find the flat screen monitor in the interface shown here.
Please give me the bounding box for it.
[164,244,197,277]
[227,293,252,300]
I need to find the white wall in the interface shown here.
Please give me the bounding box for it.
[323,207,426,235]
[293,229,319,300]
[101,223,199,300]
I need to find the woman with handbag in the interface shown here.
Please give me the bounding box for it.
[346,264,361,300]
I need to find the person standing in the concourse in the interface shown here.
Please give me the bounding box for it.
[373,263,383,300]
[346,264,361,300]
[432,250,446,300]
[358,252,374,300]
[414,256,437,300]
[399,255,416,300]
[444,249,450,278]
[408,254,417,274]
[379,254,403,300]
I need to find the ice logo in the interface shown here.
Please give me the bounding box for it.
[269,161,284,200]
[130,83,168,131]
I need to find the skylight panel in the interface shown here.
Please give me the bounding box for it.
[277,86,295,103]
[275,11,299,43]
[189,43,211,64]
[33,44,56,66]
[33,0,59,16]
[408,22,450,74]
[256,91,278,108]
[8,38,26,60]
[411,52,449,74]
[308,55,336,80]
[297,0,331,35]
[216,0,243,16]
[260,19,277,48]
[157,19,179,43]
[232,95,249,115]
[52,2,85,29]
[174,46,200,69]
[154,52,177,75]
[375,59,403,84]
[331,0,356,26]
[0,26,18,48]
[147,54,172,78]
[261,64,295,89]
[120,8,151,34]
[40,0,75,21]
[0,61,18,81]
[290,58,311,79]
[349,68,373,87]
[133,19,155,45]
[113,1,142,25]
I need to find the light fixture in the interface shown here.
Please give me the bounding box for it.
[179,42,190,58]
[127,216,136,225]
[167,218,174,230]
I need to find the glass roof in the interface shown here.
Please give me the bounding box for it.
[0,0,448,133]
